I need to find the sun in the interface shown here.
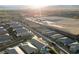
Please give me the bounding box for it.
[25,0,52,9]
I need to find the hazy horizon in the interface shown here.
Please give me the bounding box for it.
[0,5,79,10]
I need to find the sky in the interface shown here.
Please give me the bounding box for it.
[0,0,79,5]
[0,0,78,9]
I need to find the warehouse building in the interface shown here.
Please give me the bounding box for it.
[50,34,64,40]
[69,42,79,53]
[19,42,38,54]
[5,46,24,54]
[0,26,8,35]
[0,33,13,46]
[30,39,45,50]
[56,37,74,46]
[4,21,33,40]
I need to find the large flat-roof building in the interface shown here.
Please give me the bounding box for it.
[0,26,8,35]
[0,34,12,44]
[19,42,38,54]
[5,46,24,54]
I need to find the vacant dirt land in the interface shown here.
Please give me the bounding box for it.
[36,16,79,35]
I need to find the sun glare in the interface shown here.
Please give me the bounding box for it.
[29,5,45,9]
[26,0,52,9]
[0,0,54,9]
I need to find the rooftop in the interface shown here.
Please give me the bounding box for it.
[0,34,11,43]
